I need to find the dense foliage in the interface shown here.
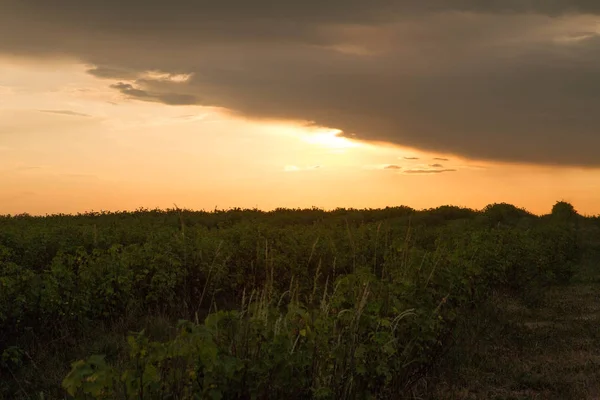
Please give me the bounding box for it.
[0,203,594,399]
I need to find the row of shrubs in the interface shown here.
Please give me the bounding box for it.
[0,202,587,398]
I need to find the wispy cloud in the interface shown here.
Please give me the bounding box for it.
[141,70,193,83]
[433,157,450,161]
[87,66,139,80]
[88,66,193,83]
[0,191,36,202]
[429,163,444,168]
[15,165,42,172]
[110,82,197,105]
[60,173,100,180]
[0,85,12,95]
[0,166,42,176]
[284,165,321,172]
[384,165,402,170]
[176,114,209,122]
[403,157,420,160]
[39,110,91,117]
[404,169,457,174]
[456,165,488,170]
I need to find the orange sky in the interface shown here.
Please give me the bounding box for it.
[1,57,600,216]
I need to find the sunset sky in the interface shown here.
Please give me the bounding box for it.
[2,1,600,215]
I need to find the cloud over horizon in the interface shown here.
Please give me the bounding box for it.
[2,1,600,166]
[39,110,91,117]
[404,169,458,174]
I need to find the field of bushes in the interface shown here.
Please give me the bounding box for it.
[0,202,597,399]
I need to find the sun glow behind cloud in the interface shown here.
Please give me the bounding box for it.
[301,129,361,150]
[1,58,600,215]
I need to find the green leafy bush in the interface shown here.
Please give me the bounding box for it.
[0,203,589,398]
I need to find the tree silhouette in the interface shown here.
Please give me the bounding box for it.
[551,201,578,221]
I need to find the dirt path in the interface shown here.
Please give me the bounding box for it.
[433,283,600,399]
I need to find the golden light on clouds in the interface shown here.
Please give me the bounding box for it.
[139,70,193,83]
[302,129,361,150]
[1,57,600,216]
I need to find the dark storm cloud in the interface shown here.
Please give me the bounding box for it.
[5,0,600,26]
[2,1,600,166]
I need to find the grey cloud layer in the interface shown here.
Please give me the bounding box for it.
[2,1,600,166]
[6,1,600,24]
